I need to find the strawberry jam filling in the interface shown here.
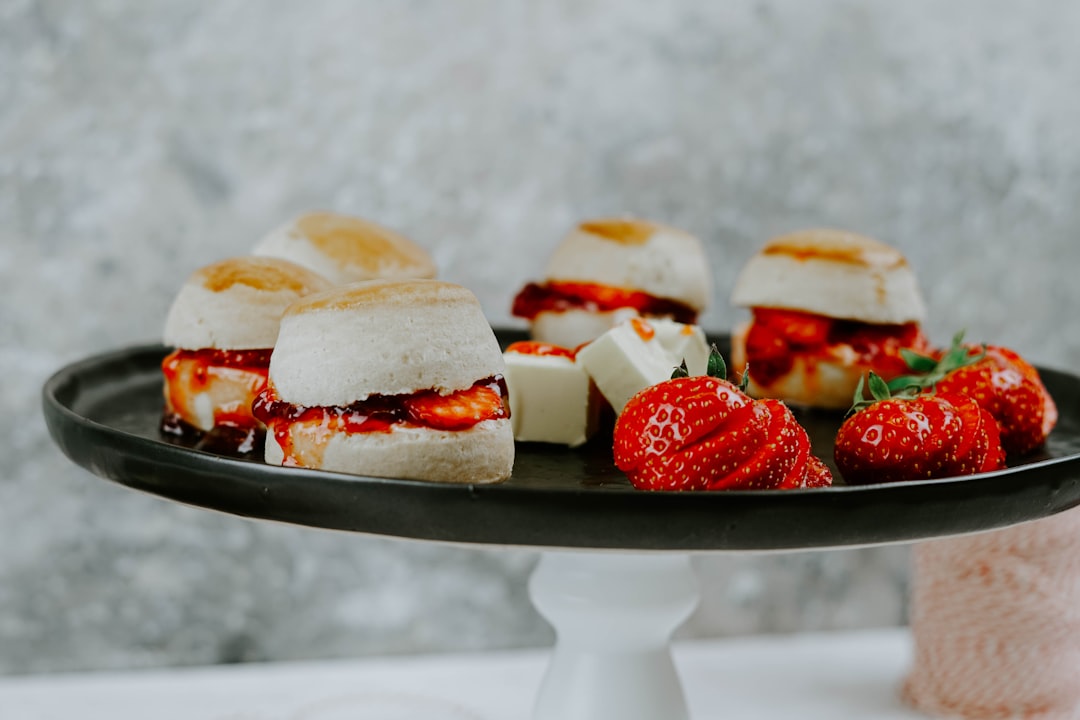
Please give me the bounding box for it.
[745,308,929,387]
[252,377,509,467]
[505,341,576,359]
[160,347,272,458]
[511,281,697,324]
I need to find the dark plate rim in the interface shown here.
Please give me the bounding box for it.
[41,339,1080,550]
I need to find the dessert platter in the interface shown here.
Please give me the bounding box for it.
[42,332,1080,550]
[43,214,1080,720]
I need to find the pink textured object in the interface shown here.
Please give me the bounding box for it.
[903,507,1080,719]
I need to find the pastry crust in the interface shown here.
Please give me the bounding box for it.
[544,218,711,312]
[254,211,437,285]
[163,257,331,350]
[265,418,513,484]
[731,229,926,325]
[270,280,507,407]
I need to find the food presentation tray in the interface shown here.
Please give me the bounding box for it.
[42,330,1080,552]
[41,329,1080,720]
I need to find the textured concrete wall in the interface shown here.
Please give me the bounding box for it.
[3,0,1079,674]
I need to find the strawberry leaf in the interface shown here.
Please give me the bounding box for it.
[737,364,750,393]
[886,374,926,393]
[671,360,690,379]
[894,330,986,394]
[900,349,938,373]
[868,372,892,401]
[847,374,871,417]
[706,344,727,380]
[848,371,918,416]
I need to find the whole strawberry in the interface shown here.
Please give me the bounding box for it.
[614,348,832,491]
[835,373,1006,485]
[889,333,1058,455]
[934,345,1057,455]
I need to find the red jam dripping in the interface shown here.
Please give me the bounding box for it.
[161,412,264,459]
[252,376,510,467]
[745,308,929,387]
[505,341,576,359]
[160,348,272,457]
[510,281,697,324]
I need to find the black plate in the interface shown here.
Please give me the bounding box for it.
[42,331,1080,551]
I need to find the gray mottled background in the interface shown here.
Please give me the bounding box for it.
[3,0,1079,674]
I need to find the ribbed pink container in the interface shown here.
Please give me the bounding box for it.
[903,508,1080,719]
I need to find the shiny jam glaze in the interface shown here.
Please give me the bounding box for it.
[745,308,929,387]
[578,218,656,245]
[510,281,698,324]
[252,376,509,467]
[505,341,576,359]
[160,348,272,457]
[629,317,655,341]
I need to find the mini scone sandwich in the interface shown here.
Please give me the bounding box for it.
[511,218,712,349]
[253,210,437,285]
[161,257,332,455]
[730,229,931,410]
[253,280,514,483]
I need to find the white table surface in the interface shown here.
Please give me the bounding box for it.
[0,628,927,720]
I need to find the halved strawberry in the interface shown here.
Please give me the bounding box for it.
[753,308,834,346]
[403,382,507,431]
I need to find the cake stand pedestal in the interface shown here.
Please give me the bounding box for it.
[529,551,698,720]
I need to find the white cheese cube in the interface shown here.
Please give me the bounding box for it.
[575,319,681,415]
[504,350,599,447]
[650,319,711,377]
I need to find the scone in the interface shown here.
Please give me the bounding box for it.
[511,218,712,348]
[253,280,514,484]
[161,257,332,455]
[253,211,437,285]
[730,229,930,409]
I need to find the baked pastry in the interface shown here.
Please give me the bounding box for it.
[253,211,437,285]
[730,229,930,409]
[511,218,711,348]
[253,280,514,484]
[161,257,332,456]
